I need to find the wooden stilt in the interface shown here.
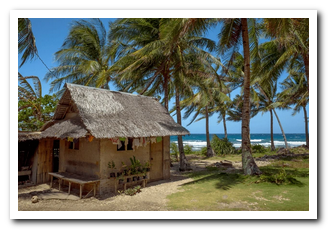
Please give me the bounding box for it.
[50,175,53,188]
[80,184,83,199]
[68,182,71,195]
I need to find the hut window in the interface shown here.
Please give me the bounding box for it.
[127,138,133,150]
[68,139,79,150]
[117,138,133,151]
[117,144,125,151]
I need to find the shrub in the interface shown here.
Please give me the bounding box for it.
[211,135,237,155]
[170,142,179,161]
[184,145,193,155]
[251,144,267,153]
[200,147,208,156]
[257,169,298,185]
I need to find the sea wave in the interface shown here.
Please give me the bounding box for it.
[242,141,306,147]
[171,141,207,150]
[236,139,262,142]
[172,140,306,150]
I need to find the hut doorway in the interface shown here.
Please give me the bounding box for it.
[149,142,163,181]
[52,140,60,172]
[18,140,38,184]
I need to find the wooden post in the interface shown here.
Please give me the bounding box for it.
[93,183,96,197]
[80,184,83,199]
[68,182,71,195]
[50,175,53,188]
[58,179,61,191]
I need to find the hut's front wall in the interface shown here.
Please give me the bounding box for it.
[59,138,100,178]
[98,137,169,196]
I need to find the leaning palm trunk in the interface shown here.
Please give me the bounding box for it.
[272,109,288,149]
[223,114,228,139]
[303,105,309,147]
[270,109,275,151]
[241,18,261,175]
[205,106,215,157]
[176,89,188,170]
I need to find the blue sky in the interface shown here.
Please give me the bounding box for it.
[18,18,309,134]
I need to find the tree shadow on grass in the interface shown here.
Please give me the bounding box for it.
[181,171,247,191]
[260,166,309,178]
[259,167,308,187]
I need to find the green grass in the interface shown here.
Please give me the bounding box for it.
[167,156,309,211]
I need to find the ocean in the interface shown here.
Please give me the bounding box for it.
[170,133,307,150]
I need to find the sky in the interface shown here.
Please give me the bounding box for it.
[18,18,309,134]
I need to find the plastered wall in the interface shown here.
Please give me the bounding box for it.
[59,138,100,178]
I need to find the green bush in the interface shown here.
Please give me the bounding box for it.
[200,147,208,156]
[170,142,179,161]
[211,135,237,155]
[184,145,193,155]
[251,144,267,153]
[257,169,298,185]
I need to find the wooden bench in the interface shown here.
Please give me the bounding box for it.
[48,172,100,199]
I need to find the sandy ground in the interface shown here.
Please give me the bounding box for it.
[18,158,271,211]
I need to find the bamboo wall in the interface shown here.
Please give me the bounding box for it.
[35,139,54,184]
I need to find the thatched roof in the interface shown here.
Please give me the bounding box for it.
[41,83,189,139]
[18,131,41,142]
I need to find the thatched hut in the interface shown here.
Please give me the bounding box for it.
[20,83,189,196]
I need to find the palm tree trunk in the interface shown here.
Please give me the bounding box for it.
[176,88,187,171]
[163,71,169,111]
[223,114,227,139]
[270,109,275,151]
[273,109,288,149]
[205,106,215,157]
[303,105,309,147]
[241,18,261,175]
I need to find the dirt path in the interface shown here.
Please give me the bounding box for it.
[18,165,193,211]
[18,158,270,211]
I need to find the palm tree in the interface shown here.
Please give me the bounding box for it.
[45,19,118,94]
[264,18,309,88]
[181,77,229,158]
[216,100,231,139]
[252,82,289,150]
[18,73,42,119]
[218,19,263,175]
[18,18,38,67]
[279,70,309,147]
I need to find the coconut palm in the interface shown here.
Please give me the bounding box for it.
[216,100,232,139]
[252,82,289,150]
[181,75,229,158]
[18,73,42,119]
[45,19,119,94]
[217,18,262,175]
[278,69,309,147]
[18,73,57,131]
[259,18,309,90]
[265,19,309,85]
[18,18,38,67]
